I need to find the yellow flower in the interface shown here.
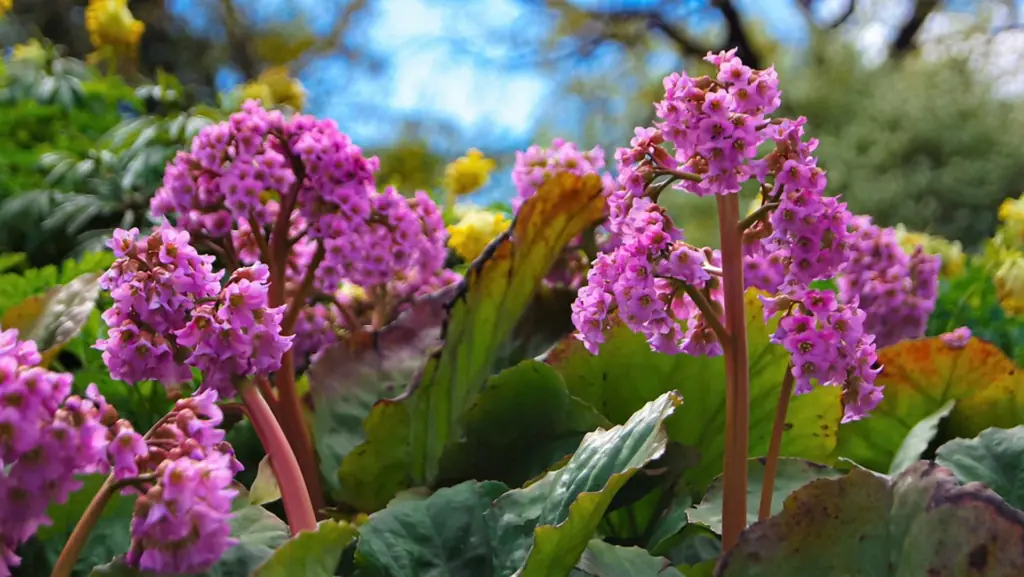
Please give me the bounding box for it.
[240,81,276,108]
[998,194,1024,250]
[443,149,496,199]
[10,39,47,66]
[239,68,306,111]
[85,0,145,54]
[995,252,1024,317]
[0,0,12,18]
[447,206,511,262]
[893,224,966,278]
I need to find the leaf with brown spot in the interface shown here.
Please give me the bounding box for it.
[715,461,1024,577]
[836,337,1024,473]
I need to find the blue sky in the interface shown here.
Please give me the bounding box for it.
[169,0,817,146]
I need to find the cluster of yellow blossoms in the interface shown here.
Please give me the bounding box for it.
[440,149,510,262]
[85,0,145,64]
[241,66,306,111]
[986,195,1024,315]
[0,0,12,18]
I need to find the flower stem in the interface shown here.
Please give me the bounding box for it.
[51,415,172,577]
[678,283,729,343]
[716,193,750,552]
[239,382,318,534]
[50,476,117,577]
[271,353,325,513]
[759,365,794,521]
[737,202,779,232]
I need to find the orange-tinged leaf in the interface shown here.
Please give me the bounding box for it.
[835,336,1024,472]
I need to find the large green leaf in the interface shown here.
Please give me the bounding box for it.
[549,290,842,491]
[355,480,509,576]
[836,336,1024,473]
[715,462,1024,576]
[309,285,455,495]
[337,173,607,511]
[89,502,289,577]
[252,520,357,577]
[435,360,610,488]
[888,399,956,476]
[571,539,684,577]
[688,458,843,534]
[488,391,681,577]
[36,474,134,574]
[936,426,1024,509]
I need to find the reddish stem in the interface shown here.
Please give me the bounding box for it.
[272,352,325,513]
[759,365,795,521]
[717,193,751,551]
[51,414,173,577]
[239,382,317,534]
[262,169,325,514]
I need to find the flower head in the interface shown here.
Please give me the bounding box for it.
[512,139,606,210]
[444,149,496,197]
[447,206,511,262]
[838,216,940,348]
[1,329,112,576]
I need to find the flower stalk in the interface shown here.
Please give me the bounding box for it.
[51,413,172,577]
[239,382,317,534]
[759,365,795,520]
[717,193,751,551]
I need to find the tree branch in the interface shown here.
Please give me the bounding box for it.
[891,0,941,58]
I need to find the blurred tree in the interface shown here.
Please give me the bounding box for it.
[2,0,381,99]
[444,0,1024,246]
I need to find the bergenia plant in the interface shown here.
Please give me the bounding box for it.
[16,47,1017,577]
[22,101,459,577]
[570,48,896,546]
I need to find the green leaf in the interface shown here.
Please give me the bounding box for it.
[435,360,610,488]
[836,336,1024,473]
[689,458,843,534]
[309,284,455,496]
[1,272,101,366]
[338,173,606,511]
[355,480,509,576]
[888,399,956,475]
[936,426,1024,509]
[249,455,282,506]
[572,539,683,577]
[488,391,681,577]
[89,502,289,577]
[36,474,134,573]
[252,520,357,577]
[715,462,1024,576]
[549,290,842,491]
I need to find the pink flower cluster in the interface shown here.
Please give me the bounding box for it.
[572,192,723,355]
[656,49,780,197]
[839,216,940,348]
[153,100,454,303]
[97,225,292,397]
[177,264,293,397]
[764,291,882,421]
[512,138,607,210]
[745,118,852,291]
[571,50,883,417]
[108,390,243,574]
[0,329,112,576]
